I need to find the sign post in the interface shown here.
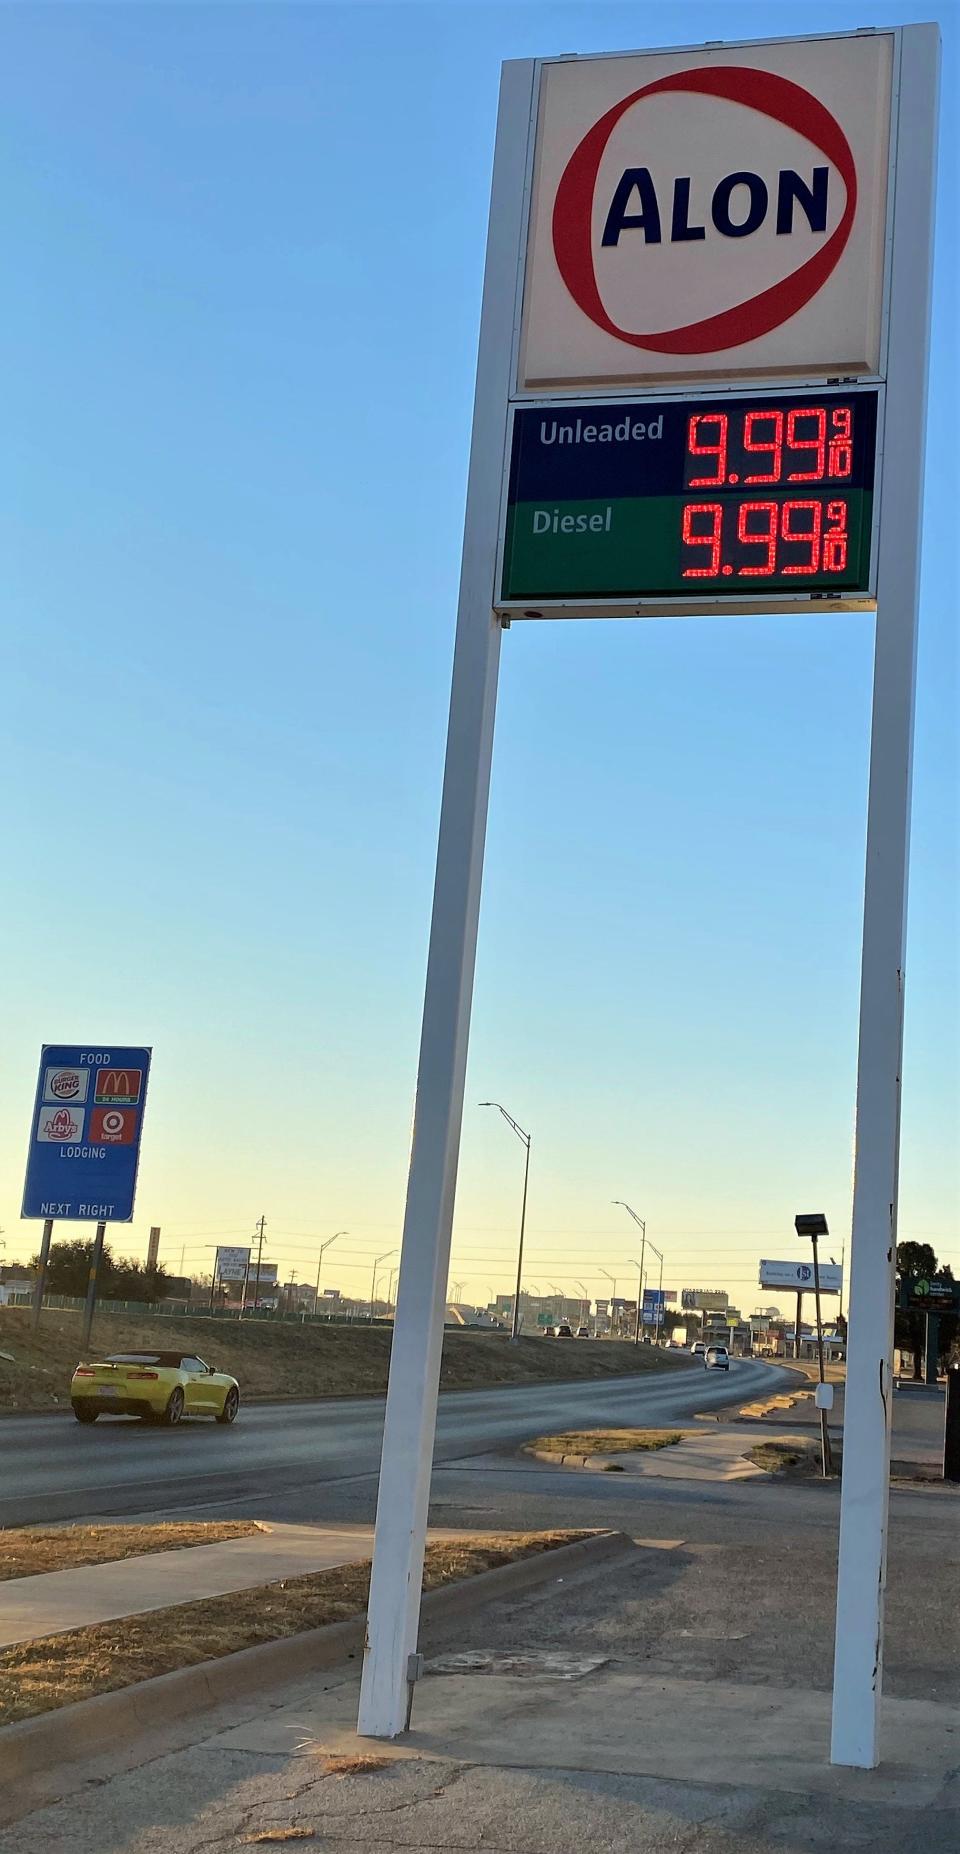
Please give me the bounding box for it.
[356,58,531,1740]
[831,24,939,1769]
[30,1218,54,1331]
[358,28,939,1770]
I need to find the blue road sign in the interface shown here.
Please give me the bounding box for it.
[22,1044,152,1223]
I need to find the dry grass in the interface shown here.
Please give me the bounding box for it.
[0,1521,258,1582]
[738,1389,814,1420]
[323,1755,391,1776]
[0,1531,583,1726]
[243,1833,315,1845]
[0,1306,694,1414]
[527,1428,687,1457]
[749,1437,821,1476]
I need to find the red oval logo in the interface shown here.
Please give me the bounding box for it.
[552,66,858,354]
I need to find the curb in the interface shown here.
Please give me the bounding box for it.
[0,1530,634,1788]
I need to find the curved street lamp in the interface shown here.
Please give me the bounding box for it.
[479,1103,531,1342]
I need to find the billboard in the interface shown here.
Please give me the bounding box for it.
[216,1246,252,1282]
[759,1259,842,1294]
[147,1226,161,1270]
[518,35,892,390]
[22,1045,152,1224]
[681,1288,728,1311]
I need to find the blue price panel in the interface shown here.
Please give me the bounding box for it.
[22,1045,152,1223]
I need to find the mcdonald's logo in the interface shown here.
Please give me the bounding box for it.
[94,1068,143,1106]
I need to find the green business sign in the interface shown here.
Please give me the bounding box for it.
[499,391,878,610]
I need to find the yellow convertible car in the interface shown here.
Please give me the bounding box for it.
[70,1350,240,1426]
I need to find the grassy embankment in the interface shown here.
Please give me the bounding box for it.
[0,1307,694,1414]
[526,1429,688,1456]
[0,1522,260,1580]
[0,1532,582,1724]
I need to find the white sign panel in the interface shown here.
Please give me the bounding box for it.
[519,34,892,389]
[216,1245,251,1282]
[759,1258,842,1294]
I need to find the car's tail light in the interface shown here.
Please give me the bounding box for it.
[126,1370,159,1380]
[73,1366,95,1377]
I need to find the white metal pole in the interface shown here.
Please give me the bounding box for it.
[831,22,940,1771]
[358,58,535,1740]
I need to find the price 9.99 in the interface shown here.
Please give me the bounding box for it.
[681,498,850,579]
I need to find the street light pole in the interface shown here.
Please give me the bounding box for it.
[600,1268,617,1337]
[629,1255,646,1345]
[314,1231,346,1315]
[479,1103,531,1343]
[614,1202,646,1345]
[576,1280,590,1330]
[370,1250,396,1323]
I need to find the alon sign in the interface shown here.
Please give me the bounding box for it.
[519,34,892,387]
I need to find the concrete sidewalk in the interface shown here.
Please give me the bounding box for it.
[1,1498,957,1850]
[1,1650,956,1852]
[590,1427,767,1481]
[0,1524,377,1648]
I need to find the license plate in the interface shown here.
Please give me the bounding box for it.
[98,1386,121,1396]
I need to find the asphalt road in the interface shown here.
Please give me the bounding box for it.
[0,1356,792,1528]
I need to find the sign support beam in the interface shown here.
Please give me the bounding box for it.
[30,1218,54,1331]
[830,22,939,1772]
[357,59,534,1741]
[80,1221,107,1352]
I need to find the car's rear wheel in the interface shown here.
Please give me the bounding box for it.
[162,1386,185,1427]
[216,1387,239,1425]
[72,1401,98,1424]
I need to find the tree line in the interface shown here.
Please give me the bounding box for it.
[29,1238,170,1303]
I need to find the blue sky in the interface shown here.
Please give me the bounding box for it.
[1,2,956,1309]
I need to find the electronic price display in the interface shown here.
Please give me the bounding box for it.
[499,390,879,610]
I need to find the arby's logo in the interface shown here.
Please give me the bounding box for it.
[551,66,858,355]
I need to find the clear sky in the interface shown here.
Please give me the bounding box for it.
[2,2,956,1313]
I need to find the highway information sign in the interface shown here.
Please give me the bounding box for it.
[22,1045,152,1223]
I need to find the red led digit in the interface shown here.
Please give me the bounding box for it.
[786,407,827,481]
[736,500,778,574]
[681,502,723,576]
[780,499,823,574]
[743,411,783,484]
[828,407,853,479]
[687,413,728,487]
[822,498,849,572]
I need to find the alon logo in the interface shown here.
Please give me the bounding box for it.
[551,66,858,355]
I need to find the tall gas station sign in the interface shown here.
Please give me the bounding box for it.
[358,29,939,1771]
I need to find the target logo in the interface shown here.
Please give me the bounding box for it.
[90,1106,137,1145]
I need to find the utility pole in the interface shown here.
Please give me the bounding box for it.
[252,1216,267,1313]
